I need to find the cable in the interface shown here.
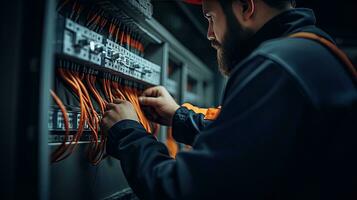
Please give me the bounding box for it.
[86,74,106,113]
[71,72,101,162]
[68,70,104,165]
[107,78,114,103]
[57,69,87,160]
[57,0,71,12]
[122,85,151,133]
[86,74,108,164]
[50,89,71,163]
[111,79,126,100]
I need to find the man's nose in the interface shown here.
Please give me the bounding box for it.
[207,22,215,41]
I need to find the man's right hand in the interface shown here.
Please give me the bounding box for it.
[139,86,180,126]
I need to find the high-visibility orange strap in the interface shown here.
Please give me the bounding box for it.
[289,32,357,81]
[182,103,221,120]
[166,127,179,158]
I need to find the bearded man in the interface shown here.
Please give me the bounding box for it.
[102,0,357,199]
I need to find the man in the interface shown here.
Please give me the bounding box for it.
[102,0,357,199]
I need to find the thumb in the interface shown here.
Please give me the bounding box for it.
[139,96,160,106]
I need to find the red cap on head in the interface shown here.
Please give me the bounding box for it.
[183,0,202,5]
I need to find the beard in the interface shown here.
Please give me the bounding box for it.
[212,18,254,76]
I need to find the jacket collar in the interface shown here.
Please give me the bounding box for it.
[237,8,320,63]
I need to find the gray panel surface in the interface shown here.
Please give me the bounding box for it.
[50,145,130,200]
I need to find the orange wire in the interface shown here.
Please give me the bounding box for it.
[115,25,120,43]
[107,79,114,103]
[87,12,98,25]
[120,31,125,46]
[139,42,144,54]
[121,85,151,132]
[59,69,87,155]
[102,78,111,103]
[71,72,105,164]
[73,73,99,142]
[87,75,107,163]
[53,69,84,162]
[111,80,125,100]
[50,89,71,163]
[86,74,106,113]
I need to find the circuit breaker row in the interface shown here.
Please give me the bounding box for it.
[48,109,102,143]
[48,109,91,131]
[59,18,161,85]
[48,134,101,143]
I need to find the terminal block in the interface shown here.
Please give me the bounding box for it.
[57,18,161,86]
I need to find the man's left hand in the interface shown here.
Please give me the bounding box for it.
[102,99,139,131]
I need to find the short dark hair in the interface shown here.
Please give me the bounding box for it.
[221,0,296,10]
[262,0,296,9]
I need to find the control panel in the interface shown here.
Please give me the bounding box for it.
[58,18,161,85]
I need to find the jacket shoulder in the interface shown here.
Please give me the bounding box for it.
[249,37,357,109]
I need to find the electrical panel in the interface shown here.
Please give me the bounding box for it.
[49,1,164,199]
[50,0,163,147]
[48,0,215,199]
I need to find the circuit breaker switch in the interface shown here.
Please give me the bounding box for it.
[111,52,120,61]
[90,41,104,54]
[78,39,89,47]
[133,63,141,69]
[73,38,89,50]
[143,67,152,74]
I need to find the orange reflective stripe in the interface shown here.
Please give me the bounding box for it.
[204,107,222,120]
[289,32,357,82]
[182,103,221,120]
[181,103,208,115]
[166,127,179,158]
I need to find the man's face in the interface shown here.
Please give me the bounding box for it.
[203,0,253,76]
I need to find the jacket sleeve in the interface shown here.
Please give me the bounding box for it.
[106,58,309,200]
[171,106,213,145]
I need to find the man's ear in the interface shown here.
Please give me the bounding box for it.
[234,0,255,20]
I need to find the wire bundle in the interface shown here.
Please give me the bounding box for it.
[51,65,158,164]
[58,0,145,56]
[108,16,145,56]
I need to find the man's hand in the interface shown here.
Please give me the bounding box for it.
[101,99,139,131]
[139,86,180,126]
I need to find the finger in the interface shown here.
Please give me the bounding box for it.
[103,110,111,118]
[113,98,126,104]
[141,86,163,97]
[139,96,160,106]
[106,103,117,111]
[101,117,108,127]
[142,106,158,122]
